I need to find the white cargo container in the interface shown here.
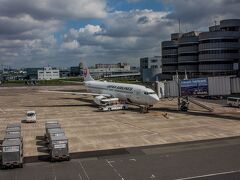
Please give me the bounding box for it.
[230,78,240,94]
[208,76,231,96]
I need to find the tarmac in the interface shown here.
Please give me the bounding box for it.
[1,136,240,180]
[0,85,240,158]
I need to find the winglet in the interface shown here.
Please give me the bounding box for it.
[83,66,94,81]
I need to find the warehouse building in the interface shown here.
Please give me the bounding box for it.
[162,19,240,80]
[89,62,132,78]
[38,67,60,80]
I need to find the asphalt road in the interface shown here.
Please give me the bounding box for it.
[1,137,240,180]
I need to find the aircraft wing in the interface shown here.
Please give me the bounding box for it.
[39,90,112,97]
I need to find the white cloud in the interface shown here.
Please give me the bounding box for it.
[0,0,107,67]
[0,0,107,20]
[60,10,174,65]
[61,40,80,50]
[1,0,240,67]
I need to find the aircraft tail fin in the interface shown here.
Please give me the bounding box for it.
[83,66,94,81]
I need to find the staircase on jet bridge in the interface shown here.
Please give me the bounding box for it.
[188,98,214,112]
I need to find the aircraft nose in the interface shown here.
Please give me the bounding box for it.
[150,94,160,104]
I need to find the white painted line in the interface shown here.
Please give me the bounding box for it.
[150,174,156,179]
[129,158,136,162]
[79,161,90,180]
[106,159,126,180]
[175,169,240,180]
[78,173,83,180]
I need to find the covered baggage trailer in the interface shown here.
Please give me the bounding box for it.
[6,126,21,132]
[45,123,61,139]
[49,135,70,162]
[4,134,23,143]
[5,129,21,136]
[1,139,23,169]
[45,121,59,126]
[46,129,65,143]
[6,123,21,132]
[7,123,21,129]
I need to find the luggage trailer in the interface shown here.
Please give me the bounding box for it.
[6,123,21,132]
[49,135,70,162]
[4,134,23,144]
[6,123,21,129]
[45,123,61,139]
[46,128,65,143]
[1,139,23,169]
[5,129,21,136]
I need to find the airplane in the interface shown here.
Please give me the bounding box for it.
[41,66,160,112]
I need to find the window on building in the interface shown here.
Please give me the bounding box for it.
[151,65,158,69]
[200,39,238,44]
[151,59,158,63]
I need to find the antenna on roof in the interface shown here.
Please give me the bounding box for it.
[178,19,181,33]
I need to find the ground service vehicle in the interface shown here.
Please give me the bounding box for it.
[99,104,128,111]
[25,111,37,123]
[98,98,128,111]
[49,135,70,162]
[1,139,23,169]
[227,97,240,108]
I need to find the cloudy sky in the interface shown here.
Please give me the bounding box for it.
[0,0,240,68]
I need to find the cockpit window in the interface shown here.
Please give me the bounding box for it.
[144,91,156,95]
[148,92,156,95]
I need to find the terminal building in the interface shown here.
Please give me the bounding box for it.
[162,19,240,79]
[140,56,162,82]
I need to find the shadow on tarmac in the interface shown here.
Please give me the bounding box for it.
[24,148,130,164]
[36,136,49,154]
[60,97,93,104]
[25,104,94,108]
[153,107,240,121]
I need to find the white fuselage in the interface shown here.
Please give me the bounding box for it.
[84,80,159,106]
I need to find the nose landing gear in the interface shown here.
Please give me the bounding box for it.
[140,105,153,113]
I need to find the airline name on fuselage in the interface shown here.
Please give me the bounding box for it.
[107,85,133,91]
